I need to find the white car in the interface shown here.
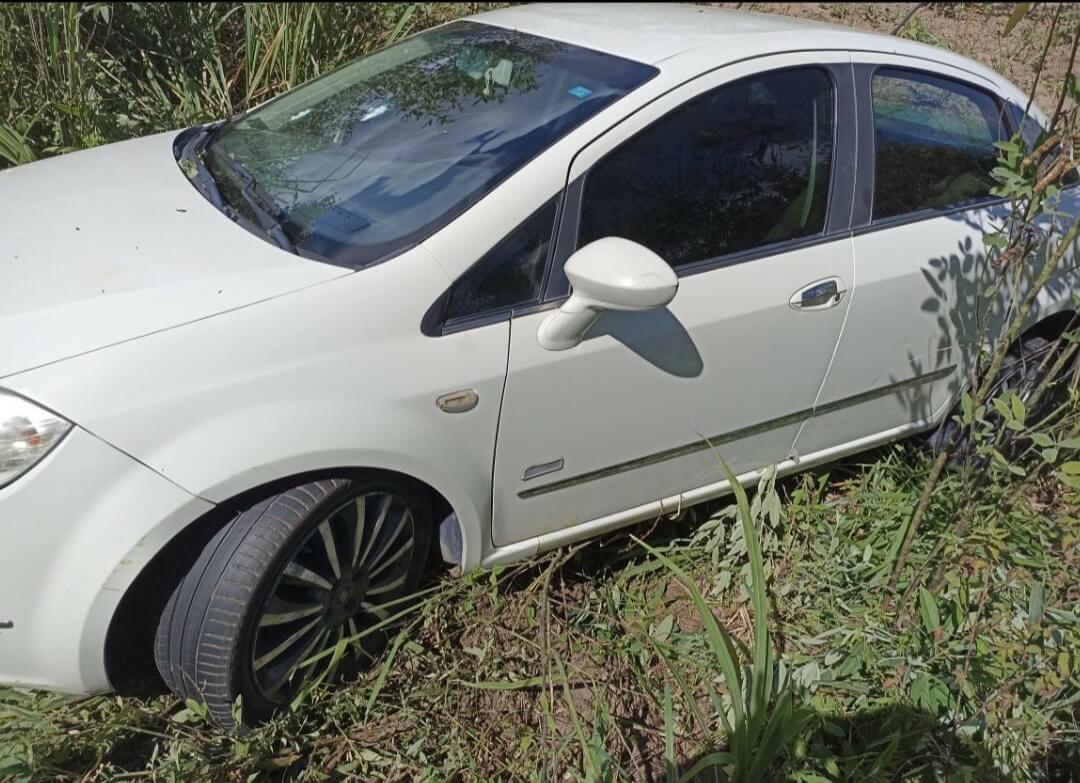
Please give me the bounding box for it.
[1,3,1077,725]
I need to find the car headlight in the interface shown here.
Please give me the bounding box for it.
[0,391,72,489]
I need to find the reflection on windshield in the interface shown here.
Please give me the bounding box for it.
[205,22,655,266]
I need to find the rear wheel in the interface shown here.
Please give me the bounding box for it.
[924,335,1072,461]
[153,475,431,727]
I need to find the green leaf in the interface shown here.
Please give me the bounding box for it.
[918,587,941,633]
[1066,72,1080,103]
[1004,3,1032,36]
[1009,393,1026,425]
[633,537,748,738]
[677,752,735,783]
[792,773,834,783]
[1061,462,1080,475]
[911,673,952,714]
[388,3,417,43]
[651,614,675,643]
[1046,607,1080,626]
[0,121,37,166]
[365,629,407,715]
[1028,581,1045,625]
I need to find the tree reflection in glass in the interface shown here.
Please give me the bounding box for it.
[203,22,655,266]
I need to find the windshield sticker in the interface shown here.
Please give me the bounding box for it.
[568,85,593,100]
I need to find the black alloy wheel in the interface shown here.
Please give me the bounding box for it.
[154,475,431,727]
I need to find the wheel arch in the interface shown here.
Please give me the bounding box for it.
[103,464,470,692]
[1021,308,1077,344]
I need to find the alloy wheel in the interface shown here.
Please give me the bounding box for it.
[250,491,416,700]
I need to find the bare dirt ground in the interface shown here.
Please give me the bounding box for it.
[714,3,1078,114]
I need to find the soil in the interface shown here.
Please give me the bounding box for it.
[712,2,1079,115]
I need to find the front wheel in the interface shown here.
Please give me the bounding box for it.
[154,475,431,727]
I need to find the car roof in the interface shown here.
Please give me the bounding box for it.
[469,3,1019,102]
[471,3,845,64]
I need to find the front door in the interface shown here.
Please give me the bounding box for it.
[491,56,858,547]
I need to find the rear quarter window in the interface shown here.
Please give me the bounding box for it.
[1009,104,1079,187]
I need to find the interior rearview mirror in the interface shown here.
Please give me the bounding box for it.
[537,237,678,351]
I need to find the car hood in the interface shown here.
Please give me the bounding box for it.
[0,131,350,379]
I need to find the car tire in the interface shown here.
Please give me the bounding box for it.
[153,475,432,728]
[924,335,1070,460]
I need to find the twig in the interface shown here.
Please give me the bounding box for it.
[892,3,927,36]
[1048,17,1080,132]
[1021,3,1062,123]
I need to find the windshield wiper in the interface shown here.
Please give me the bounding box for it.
[206,148,297,255]
[178,124,225,210]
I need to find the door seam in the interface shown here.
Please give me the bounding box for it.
[487,317,514,550]
[791,232,859,459]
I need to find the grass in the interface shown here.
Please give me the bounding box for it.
[0,3,502,167]
[2,444,1078,781]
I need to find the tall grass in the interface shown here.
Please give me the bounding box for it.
[638,457,813,782]
[0,2,498,168]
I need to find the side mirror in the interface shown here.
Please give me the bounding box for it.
[538,237,678,351]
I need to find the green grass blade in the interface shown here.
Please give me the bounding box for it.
[652,640,715,744]
[633,536,748,763]
[364,627,407,716]
[703,448,774,746]
[677,752,733,783]
[664,683,676,783]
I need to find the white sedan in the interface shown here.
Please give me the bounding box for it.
[1,3,1077,725]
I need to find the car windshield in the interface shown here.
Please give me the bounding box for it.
[202,21,656,267]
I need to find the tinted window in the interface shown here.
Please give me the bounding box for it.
[1011,105,1045,152]
[872,69,1007,220]
[1010,104,1079,187]
[577,68,835,270]
[205,22,655,267]
[445,198,558,321]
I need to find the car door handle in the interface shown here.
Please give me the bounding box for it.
[790,277,846,311]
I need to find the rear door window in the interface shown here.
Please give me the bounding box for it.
[871,68,1008,220]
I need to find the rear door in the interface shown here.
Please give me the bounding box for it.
[491,54,859,548]
[795,57,1014,457]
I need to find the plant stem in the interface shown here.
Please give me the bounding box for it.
[889,216,1080,592]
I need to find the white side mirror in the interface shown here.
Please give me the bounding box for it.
[538,237,678,351]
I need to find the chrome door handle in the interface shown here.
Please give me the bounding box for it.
[790,277,845,311]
